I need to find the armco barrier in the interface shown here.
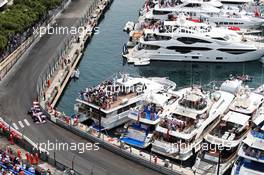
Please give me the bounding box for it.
[53,118,183,175]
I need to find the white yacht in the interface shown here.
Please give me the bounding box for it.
[142,0,264,29]
[74,74,175,130]
[120,92,177,148]
[231,107,264,175]
[193,111,251,175]
[151,86,235,160]
[201,10,264,29]
[144,0,220,20]
[123,18,264,63]
[220,0,253,5]
[193,80,264,175]
[148,0,223,8]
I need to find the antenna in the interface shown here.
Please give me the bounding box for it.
[190,61,193,87]
[261,65,263,85]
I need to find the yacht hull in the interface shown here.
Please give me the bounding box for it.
[126,49,263,63]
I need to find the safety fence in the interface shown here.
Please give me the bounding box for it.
[43,109,186,175]
[0,116,82,175]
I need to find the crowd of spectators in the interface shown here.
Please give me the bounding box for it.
[0,20,44,63]
[0,150,37,175]
[80,80,121,109]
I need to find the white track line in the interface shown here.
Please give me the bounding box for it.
[18,121,24,128]
[24,119,30,126]
[12,123,19,130]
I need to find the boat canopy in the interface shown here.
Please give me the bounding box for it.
[220,79,242,94]
[145,93,170,106]
[230,92,264,115]
[184,92,203,102]
[223,111,250,126]
[116,77,142,87]
[254,114,264,127]
[173,107,198,119]
[243,134,264,151]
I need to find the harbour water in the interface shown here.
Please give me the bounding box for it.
[57,0,264,115]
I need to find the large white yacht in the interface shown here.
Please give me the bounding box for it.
[142,0,264,29]
[148,0,223,9]
[231,107,264,175]
[220,0,253,5]
[144,0,220,20]
[123,17,264,63]
[74,74,176,130]
[193,80,264,175]
[120,92,177,148]
[151,86,235,160]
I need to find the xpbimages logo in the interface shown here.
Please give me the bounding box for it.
[35,24,100,37]
[35,140,100,154]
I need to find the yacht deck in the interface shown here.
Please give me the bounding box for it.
[209,111,250,141]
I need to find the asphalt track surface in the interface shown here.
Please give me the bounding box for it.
[0,0,163,174]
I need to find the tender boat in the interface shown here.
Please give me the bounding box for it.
[71,69,80,79]
[124,21,135,32]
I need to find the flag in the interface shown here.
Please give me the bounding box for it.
[255,8,260,17]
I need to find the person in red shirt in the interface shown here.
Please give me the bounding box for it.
[19,170,25,175]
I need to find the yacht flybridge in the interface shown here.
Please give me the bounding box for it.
[193,79,264,175]
[120,92,177,148]
[231,107,264,175]
[123,16,264,63]
[151,86,235,160]
[74,74,176,130]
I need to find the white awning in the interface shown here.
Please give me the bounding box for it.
[223,111,250,126]
[184,93,202,102]
[243,134,264,151]
[164,21,178,26]
[145,93,169,106]
[173,107,197,119]
[254,114,264,126]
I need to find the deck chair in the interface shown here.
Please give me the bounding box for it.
[228,133,236,140]
[222,132,229,139]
